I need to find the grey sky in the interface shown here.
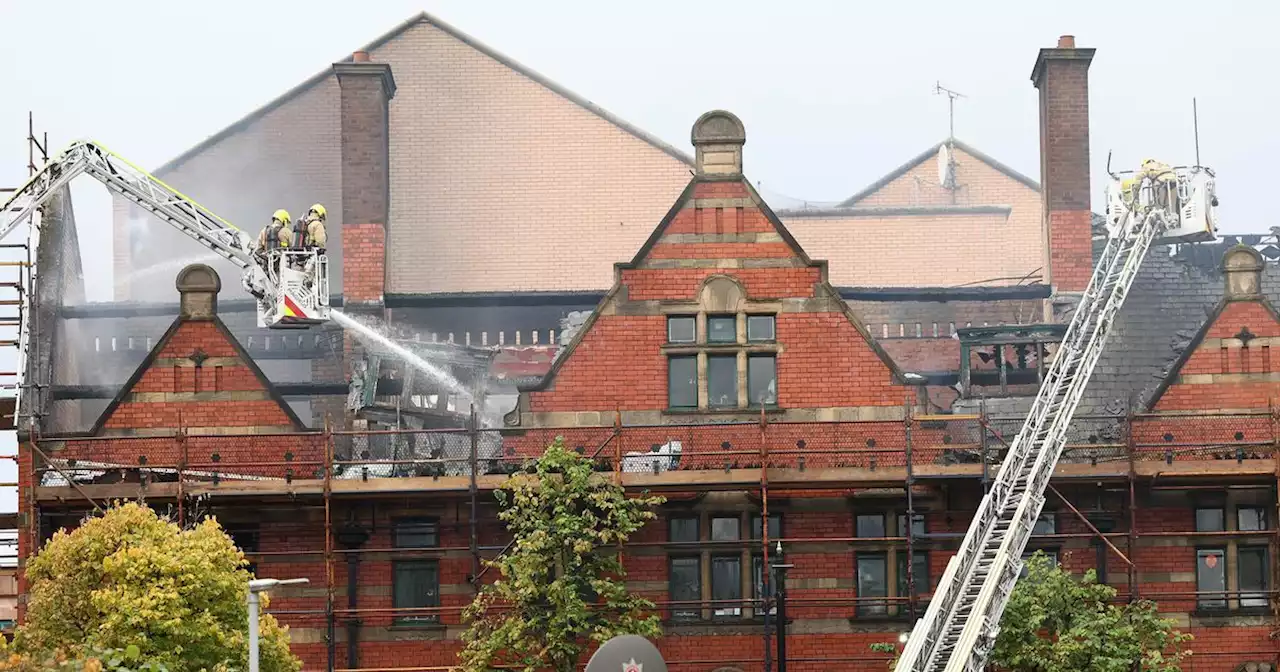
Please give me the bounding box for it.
[0,1,1273,509]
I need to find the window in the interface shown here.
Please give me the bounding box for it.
[393,560,440,623]
[857,513,886,538]
[1020,550,1058,578]
[707,355,738,408]
[1195,507,1225,532]
[669,557,701,621]
[712,555,743,618]
[1239,507,1268,532]
[747,315,775,342]
[668,356,697,409]
[668,316,696,343]
[897,551,930,605]
[393,518,438,548]
[1239,547,1269,608]
[711,516,741,541]
[708,315,737,343]
[897,513,926,539]
[857,553,888,617]
[1197,548,1227,610]
[751,514,782,541]
[1032,511,1057,536]
[226,523,260,577]
[747,355,777,406]
[670,516,699,544]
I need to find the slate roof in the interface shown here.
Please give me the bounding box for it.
[1080,234,1280,414]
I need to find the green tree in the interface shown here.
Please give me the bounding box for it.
[874,551,1192,672]
[460,439,665,672]
[16,502,301,672]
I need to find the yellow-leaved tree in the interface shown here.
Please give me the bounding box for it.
[14,502,300,672]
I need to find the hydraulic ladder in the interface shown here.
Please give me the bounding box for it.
[894,203,1172,672]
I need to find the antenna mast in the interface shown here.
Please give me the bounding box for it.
[934,81,966,140]
[1193,97,1201,166]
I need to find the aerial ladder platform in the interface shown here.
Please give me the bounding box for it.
[894,160,1220,672]
[0,139,331,428]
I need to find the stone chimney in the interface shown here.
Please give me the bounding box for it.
[334,51,396,312]
[176,264,220,320]
[691,110,746,177]
[1032,35,1095,320]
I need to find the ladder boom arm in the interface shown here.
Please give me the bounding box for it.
[0,140,254,270]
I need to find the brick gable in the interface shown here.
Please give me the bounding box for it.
[92,312,302,435]
[1149,300,1280,412]
[511,119,915,425]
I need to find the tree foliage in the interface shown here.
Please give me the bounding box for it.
[460,439,665,672]
[874,551,1192,672]
[16,502,301,672]
[992,552,1191,672]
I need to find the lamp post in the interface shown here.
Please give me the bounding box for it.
[770,541,794,672]
[249,578,310,672]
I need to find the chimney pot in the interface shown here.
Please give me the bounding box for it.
[691,110,746,177]
[352,50,370,63]
[175,264,221,320]
[1058,35,1075,48]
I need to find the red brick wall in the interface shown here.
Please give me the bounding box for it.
[342,223,386,304]
[1154,301,1280,411]
[527,177,905,414]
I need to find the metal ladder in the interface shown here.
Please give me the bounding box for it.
[895,207,1167,672]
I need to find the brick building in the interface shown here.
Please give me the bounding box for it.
[16,21,1280,672]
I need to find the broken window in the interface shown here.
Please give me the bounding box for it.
[707,355,738,408]
[668,316,696,343]
[1032,511,1057,536]
[708,315,737,343]
[897,513,926,539]
[1239,507,1267,531]
[747,315,775,342]
[747,355,777,406]
[668,356,697,409]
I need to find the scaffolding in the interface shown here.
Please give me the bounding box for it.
[18,405,1280,670]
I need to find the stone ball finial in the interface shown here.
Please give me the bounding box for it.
[1223,245,1264,299]
[176,263,221,320]
[691,110,746,177]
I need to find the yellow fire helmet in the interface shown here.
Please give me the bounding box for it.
[272,209,291,225]
[309,203,327,220]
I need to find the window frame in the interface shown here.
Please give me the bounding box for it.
[1239,506,1268,532]
[667,315,697,344]
[707,314,738,344]
[706,355,739,409]
[896,550,930,615]
[746,315,776,343]
[392,559,440,624]
[667,355,698,410]
[668,555,703,622]
[710,554,744,619]
[392,517,439,549]
[856,552,889,618]
[1195,507,1226,533]
[1195,546,1228,611]
[856,513,887,538]
[1238,545,1270,609]
[747,353,778,407]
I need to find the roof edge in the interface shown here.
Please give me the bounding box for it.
[155,11,692,177]
[837,137,1040,207]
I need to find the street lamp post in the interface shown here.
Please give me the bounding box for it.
[770,541,794,672]
[249,578,310,672]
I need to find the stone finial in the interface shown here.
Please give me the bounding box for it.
[176,263,221,320]
[1223,245,1264,299]
[691,110,746,177]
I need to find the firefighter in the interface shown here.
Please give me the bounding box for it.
[304,203,327,254]
[256,209,293,258]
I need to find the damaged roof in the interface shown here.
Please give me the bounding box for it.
[1079,234,1280,414]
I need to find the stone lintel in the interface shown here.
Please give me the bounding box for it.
[1177,372,1280,385]
[124,390,273,403]
[660,232,783,244]
[685,198,756,209]
[636,258,805,270]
